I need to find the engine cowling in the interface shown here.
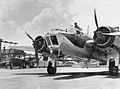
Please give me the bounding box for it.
[93,26,115,48]
[33,36,47,52]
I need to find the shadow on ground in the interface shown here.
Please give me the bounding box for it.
[13,71,120,80]
[105,74,120,79]
[53,71,108,80]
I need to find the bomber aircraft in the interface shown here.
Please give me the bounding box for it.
[26,9,120,75]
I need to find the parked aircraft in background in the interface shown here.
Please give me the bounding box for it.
[26,9,120,75]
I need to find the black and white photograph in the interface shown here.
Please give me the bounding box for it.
[0,0,120,89]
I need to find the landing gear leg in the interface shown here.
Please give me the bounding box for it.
[109,59,119,76]
[47,60,57,75]
[107,51,119,76]
[10,62,13,69]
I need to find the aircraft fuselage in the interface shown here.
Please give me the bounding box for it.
[43,32,92,59]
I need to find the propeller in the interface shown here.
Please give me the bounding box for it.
[94,9,99,28]
[25,31,34,42]
[94,9,120,36]
[25,31,46,52]
[25,31,39,66]
[25,31,38,50]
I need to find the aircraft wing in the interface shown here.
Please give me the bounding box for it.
[102,32,120,36]
[8,46,34,52]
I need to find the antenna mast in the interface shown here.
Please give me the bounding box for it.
[87,25,89,35]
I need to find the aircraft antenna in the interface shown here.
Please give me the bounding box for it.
[87,25,89,35]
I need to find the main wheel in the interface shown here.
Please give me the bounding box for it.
[108,58,118,76]
[112,66,119,76]
[109,65,119,76]
[47,61,57,75]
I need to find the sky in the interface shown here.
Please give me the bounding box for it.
[1,0,120,47]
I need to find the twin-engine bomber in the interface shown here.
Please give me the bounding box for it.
[26,9,120,75]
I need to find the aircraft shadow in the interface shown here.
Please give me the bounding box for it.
[14,71,119,80]
[40,71,120,80]
[14,70,120,80]
[53,71,108,80]
[105,73,120,79]
[14,73,47,76]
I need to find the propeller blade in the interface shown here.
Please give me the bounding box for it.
[25,31,34,41]
[102,32,120,36]
[94,9,99,28]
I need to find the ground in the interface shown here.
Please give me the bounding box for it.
[0,67,120,89]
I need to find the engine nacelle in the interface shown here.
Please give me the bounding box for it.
[33,36,47,52]
[93,26,115,48]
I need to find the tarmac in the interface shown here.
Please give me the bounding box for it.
[0,67,120,89]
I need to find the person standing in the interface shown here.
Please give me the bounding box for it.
[74,22,82,35]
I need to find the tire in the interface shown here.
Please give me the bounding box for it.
[112,66,119,76]
[109,66,119,76]
[47,61,57,75]
[47,67,57,75]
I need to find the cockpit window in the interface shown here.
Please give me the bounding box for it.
[46,37,51,45]
[50,35,59,45]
